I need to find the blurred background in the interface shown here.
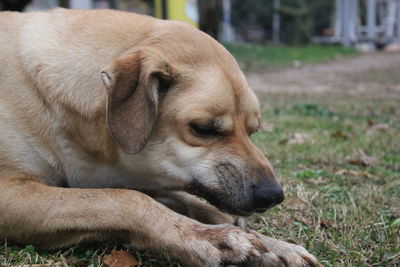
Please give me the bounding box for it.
[2,0,400,71]
[1,0,400,49]
[0,1,399,267]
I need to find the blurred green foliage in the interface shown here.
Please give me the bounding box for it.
[224,43,358,71]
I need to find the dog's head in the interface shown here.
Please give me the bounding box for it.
[101,20,284,216]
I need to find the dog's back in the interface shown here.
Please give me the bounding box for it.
[0,9,149,181]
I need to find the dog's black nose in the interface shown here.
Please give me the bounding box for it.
[253,182,284,210]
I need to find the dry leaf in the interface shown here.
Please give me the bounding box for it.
[343,119,354,128]
[284,197,308,211]
[367,120,377,127]
[65,256,90,266]
[335,169,377,179]
[289,133,308,144]
[296,217,313,226]
[367,122,390,136]
[391,207,400,218]
[331,130,349,139]
[280,133,309,145]
[320,220,337,229]
[347,149,378,167]
[370,123,389,131]
[102,250,139,267]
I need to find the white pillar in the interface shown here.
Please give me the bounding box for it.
[397,0,400,42]
[69,0,92,9]
[385,0,397,41]
[367,0,376,42]
[350,0,359,42]
[343,0,351,47]
[220,0,234,42]
[272,0,280,44]
[334,0,342,42]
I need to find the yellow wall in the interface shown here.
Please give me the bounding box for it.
[155,0,198,27]
[155,0,162,19]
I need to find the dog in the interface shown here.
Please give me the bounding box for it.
[0,8,319,266]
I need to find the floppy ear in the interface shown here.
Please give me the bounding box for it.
[101,51,173,154]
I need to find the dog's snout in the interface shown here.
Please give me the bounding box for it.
[253,182,284,210]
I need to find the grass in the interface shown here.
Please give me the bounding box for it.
[251,93,400,267]
[2,93,398,267]
[224,43,358,71]
[1,47,399,266]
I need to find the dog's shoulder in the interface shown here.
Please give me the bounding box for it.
[17,8,157,118]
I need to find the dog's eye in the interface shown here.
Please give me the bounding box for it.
[156,73,173,101]
[189,122,222,137]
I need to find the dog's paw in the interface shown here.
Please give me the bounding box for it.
[240,231,320,267]
[180,224,268,266]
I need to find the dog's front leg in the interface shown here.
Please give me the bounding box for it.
[0,175,269,266]
[148,190,237,225]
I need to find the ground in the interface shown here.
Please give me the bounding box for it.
[248,51,400,267]
[1,50,399,266]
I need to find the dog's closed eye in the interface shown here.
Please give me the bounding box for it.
[189,122,225,138]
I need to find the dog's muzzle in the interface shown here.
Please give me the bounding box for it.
[187,164,285,216]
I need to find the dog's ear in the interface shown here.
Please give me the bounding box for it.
[101,51,173,154]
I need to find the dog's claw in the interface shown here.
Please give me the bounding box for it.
[251,248,261,257]
[239,231,320,267]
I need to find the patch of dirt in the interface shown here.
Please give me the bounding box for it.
[246,51,400,99]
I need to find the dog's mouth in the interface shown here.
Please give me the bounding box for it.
[216,203,254,217]
[214,203,270,216]
[185,180,258,217]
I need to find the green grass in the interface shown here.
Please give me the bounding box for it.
[251,94,400,267]
[1,49,399,266]
[2,93,398,267]
[224,43,358,71]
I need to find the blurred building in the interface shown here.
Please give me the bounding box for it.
[26,0,152,14]
[6,0,400,48]
[333,0,400,49]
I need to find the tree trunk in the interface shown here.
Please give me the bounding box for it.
[197,0,221,40]
[1,0,32,11]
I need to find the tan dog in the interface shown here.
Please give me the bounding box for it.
[0,8,319,266]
